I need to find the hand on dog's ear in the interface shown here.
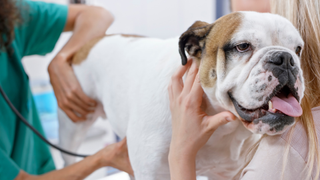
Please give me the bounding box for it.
[179,21,213,65]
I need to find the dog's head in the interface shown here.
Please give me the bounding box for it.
[179,12,304,135]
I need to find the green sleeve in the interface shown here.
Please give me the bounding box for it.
[16,0,68,56]
[0,148,20,180]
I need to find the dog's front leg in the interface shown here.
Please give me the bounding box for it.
[126,116,172,180]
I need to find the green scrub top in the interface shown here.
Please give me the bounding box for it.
[0,1,67,179]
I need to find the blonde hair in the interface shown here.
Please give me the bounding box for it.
[271,0,320,179]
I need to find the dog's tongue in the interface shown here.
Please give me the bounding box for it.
[270,94,303,117]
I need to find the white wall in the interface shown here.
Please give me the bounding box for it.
[89,0,215,38]
[23,0,215,81]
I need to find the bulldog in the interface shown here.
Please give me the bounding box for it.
[58,11,304,180]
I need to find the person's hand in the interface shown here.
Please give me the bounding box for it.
[48,54,97,122]
[15,138,133,180]
[168,60,237,159]
[97,137,134,176]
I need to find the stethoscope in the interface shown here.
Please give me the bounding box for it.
[0,85,89,158]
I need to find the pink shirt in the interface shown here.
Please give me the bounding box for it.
[240,107,320,180]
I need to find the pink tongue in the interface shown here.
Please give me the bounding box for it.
[270,94,303,117]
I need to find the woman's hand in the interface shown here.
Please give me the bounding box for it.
[97,137,134,176]
[48,55,97,122]
[15,138,133,180]
[168,60,236,180]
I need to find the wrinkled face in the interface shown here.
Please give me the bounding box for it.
[179,12,305,135]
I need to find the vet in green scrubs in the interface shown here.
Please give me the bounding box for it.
[0,1,67,179]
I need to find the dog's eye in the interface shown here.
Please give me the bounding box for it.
[236,43,251,52]
[295,46,302,57]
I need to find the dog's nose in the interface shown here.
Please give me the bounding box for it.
[264,51,299,87]
[268,52,295,68]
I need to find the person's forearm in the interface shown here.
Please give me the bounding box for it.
[36,154,102,180]
[169,151,197,180]
[18,153,105,180]
[16,138,133,180]
[58,6,113,61]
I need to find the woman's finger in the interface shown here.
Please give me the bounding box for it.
[181,62,198,95]
[204,111,236,132]
[171,61,192,97]
[75,88,97,107]
[64,108,86,122]
[190,74,204,104]
[67,99,93,117]
[168,81,174,101]
[69,92,95,112]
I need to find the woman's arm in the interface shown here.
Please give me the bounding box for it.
[48,5,114,122]
[168,61,236,180]
[14,138,133,180]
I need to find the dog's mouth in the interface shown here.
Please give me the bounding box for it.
[229,84,303,123]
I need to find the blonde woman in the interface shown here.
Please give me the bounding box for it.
[168,0,320,179]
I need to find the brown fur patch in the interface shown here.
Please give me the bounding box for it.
[72,34,144,64]
[200,12,243,87]
[189,21,210,29]
[72,36,106,64]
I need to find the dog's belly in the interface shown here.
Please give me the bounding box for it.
[72,35,260,179]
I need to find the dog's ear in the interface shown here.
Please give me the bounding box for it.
[179,21,213,65]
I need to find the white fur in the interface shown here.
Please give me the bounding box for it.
[58,12,304,179]
[212,12,304,135]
